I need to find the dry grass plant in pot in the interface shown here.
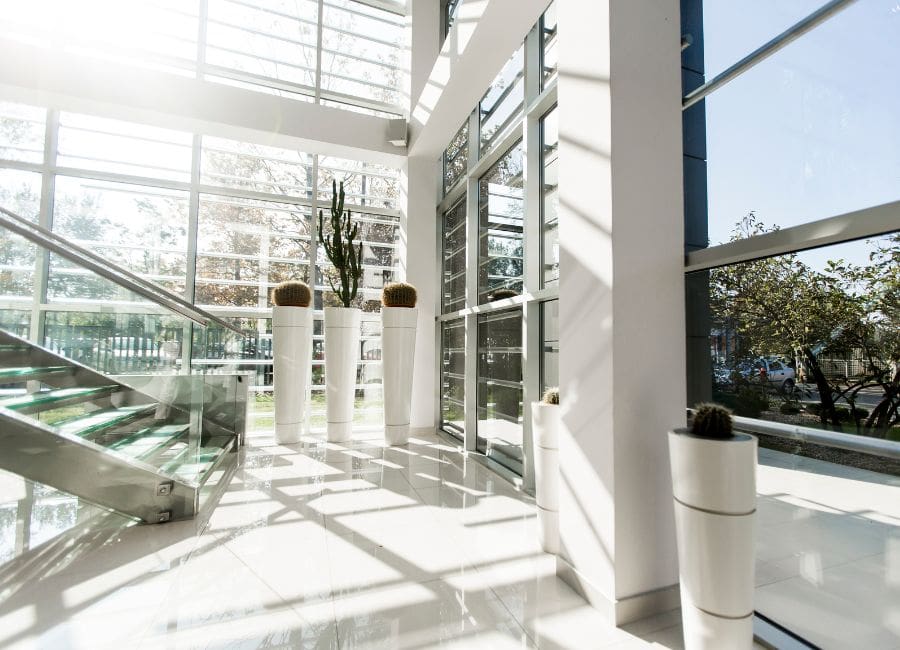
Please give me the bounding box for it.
[271,280,312,444]
[380,282,418,446]
[668,403,757,650]
[531,387,560,553]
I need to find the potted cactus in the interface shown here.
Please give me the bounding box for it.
[531,386,560,553]
[319,180,364,443]
[380,282,418,445]
[668,404,756,650]
[271,280,312,444]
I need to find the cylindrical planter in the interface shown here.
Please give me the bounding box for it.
[532,401,560,554]
[381,306,418,446]
[668,429,757,650]
[324,306,361,442]
[272,305,312,444]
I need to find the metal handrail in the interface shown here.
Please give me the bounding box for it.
[0,207,245,335]
[733,415,900,461]
[683,0,857,110]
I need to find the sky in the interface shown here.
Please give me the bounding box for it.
[702,0,900,269]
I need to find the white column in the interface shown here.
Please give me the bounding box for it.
[556,0,686,625]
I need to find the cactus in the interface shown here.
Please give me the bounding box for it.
[691,403,733,438]
[489,287,519,302]
[318,180,363,308]
[382,282,417,308]
[272,280,311,307]
[542,387,559,405]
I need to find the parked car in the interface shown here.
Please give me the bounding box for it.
[738,357,796,393]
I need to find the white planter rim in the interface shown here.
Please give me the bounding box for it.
[670,427,754,443]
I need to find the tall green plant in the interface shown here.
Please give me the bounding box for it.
[318,180,363,308]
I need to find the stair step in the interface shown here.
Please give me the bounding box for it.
[109,423,191,460]
[0,385,122,414]
[160,436,235,486]
[0,366,72,381]
[55,403,159,439]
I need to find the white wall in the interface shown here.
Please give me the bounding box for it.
[556,0,685,624]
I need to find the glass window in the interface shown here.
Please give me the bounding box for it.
[477,308,523,473]
[541,299,559,394]
[441,318,465,438]
[318,157,401,210]
[51,177,190,300]
[541,107,559,287]
[0,102,45,164]
[444,0,461,37]
[479,45,525,152]
[478,142,524,304]
[321,0,408,110]
[195,194,311,308]
[58,113,193,183]
[200,136,313,198]
[541,2,558,88]
[205,0,318,96]
[442,120,468,195]
[703,1,900,246]
[0,170,42,300]
[441,199,466,314]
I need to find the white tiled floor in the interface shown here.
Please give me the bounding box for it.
[0,430,691,650]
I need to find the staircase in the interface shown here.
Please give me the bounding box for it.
[0,330,237,524]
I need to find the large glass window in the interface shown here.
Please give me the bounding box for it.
[441,319,465,438]
[541,107,559,288]
[541,300,559,394]
[0,102,45,164]
[479,45,525,153]
[2,0,407,117]
[478,143,524,304]
[0,170,42,302]
[540,2,558,88]
[442,120,468,195]
[441,199,466,314]
[477,309,524,473]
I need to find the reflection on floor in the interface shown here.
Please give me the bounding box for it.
[0,429,693,649]
[756,448,900,650]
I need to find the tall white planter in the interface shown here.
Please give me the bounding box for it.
[324,306,361,442]
[531,402,560,554]
[381,306,417,445]
[272,305,312,444]
[668,430,757,650]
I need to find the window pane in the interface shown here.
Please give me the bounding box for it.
[541,299,559,394]
[478,142,524,304]
[318,157,400,210]
[0,170,42,300]
[541,2,558,89]
[479,45,524,152]
[0,102,45,164]
[443,120,468,195]
[201,136,313,198]
[58,113,193,183]
[441,318,465,438]
[541,107,559,288]
[442,199,466,314]
[320,0,408,110]
[205,0,318,96]
[703,1,900,246]
[50,177,190,301]
[477,308,523,473]
[195,194,311,308]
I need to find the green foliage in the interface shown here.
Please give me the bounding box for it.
[318,180,363,308]
[382,282,417,308]
[272,280,311,307]
[542,387,559,405]
[691,403,733,438]
[779,402,801,415]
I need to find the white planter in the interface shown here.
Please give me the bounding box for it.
[532,401,560,554]
[324,307,361,442]
[272,305,312,445]
[381,306,418,446]
[668,429,757,650]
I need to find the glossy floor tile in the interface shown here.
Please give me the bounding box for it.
[1,428,895,649]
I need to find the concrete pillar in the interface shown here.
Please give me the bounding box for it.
[556,0,686,625]
[403,0,439,432]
